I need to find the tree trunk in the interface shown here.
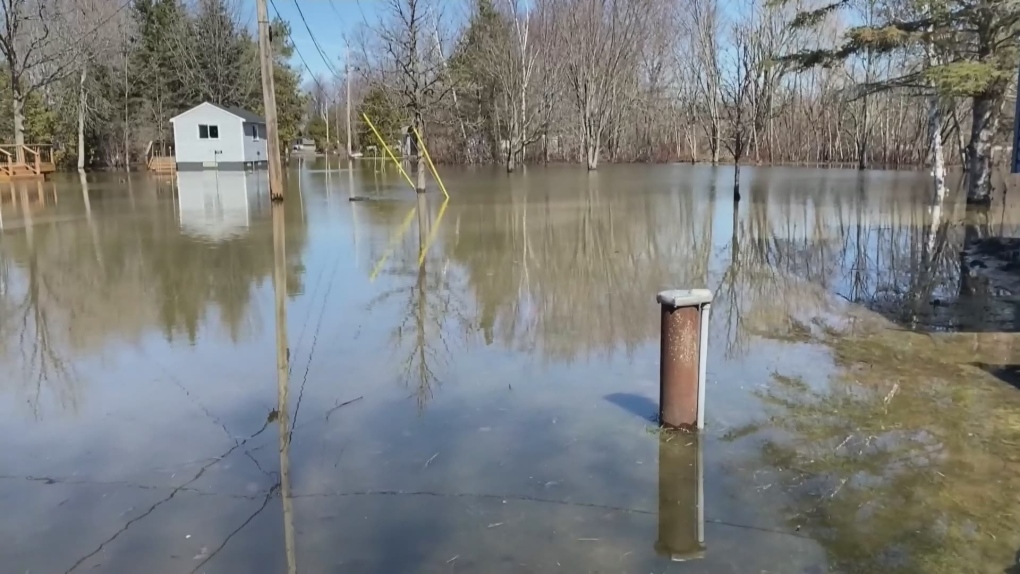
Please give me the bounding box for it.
[123,45,130,171]
[78,66,87,172]
[416,153,426,193]
[733,163,741,201]
[710,123,720,164]
[506,140,516,173]
[687,126,697,163]
[586,135,599,171]
[928,92,947,203]
[949,105,968,170]
[966,95,995,206]
[414,113,426,193]
[12,83,25,163]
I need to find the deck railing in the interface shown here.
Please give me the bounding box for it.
[0,144,53,175]
[0,147,11,176]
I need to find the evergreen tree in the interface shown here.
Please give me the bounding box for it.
[192,0,247,106]
[781,0,1020,206]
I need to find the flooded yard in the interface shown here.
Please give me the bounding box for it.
[2,163,1020,573]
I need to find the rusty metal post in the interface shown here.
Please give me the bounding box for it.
[655,432,705,561]
[656,289,712,430]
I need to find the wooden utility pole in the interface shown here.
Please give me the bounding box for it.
[257,0,284,201]
[346,44,353,158]
[123,40,129,172]
[323,99,330,154]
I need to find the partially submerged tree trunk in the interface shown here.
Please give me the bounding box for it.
[710,124,720,164]
[966,95,996,207]
[584,122,599,170]
[928,94,946,203]
[923,15,946,204]
[78,66,88,172]
[414,114,427,193]
[732,126,742,202]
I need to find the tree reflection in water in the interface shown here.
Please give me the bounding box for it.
[365,192,473,411]
[0,174,308,418]
[714,177,1020,572]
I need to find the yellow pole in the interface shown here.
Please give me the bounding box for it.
[369,205,418,281]
[411,125,449,199]
[417,197,449,267]
[362,113,415,190]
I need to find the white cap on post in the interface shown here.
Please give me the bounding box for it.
[656,289,713,309]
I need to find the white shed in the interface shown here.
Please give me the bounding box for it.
[170,102,267,171]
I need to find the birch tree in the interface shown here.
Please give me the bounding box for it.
[780,0,1020,207]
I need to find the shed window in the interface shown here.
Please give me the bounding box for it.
[198,124,219,139]
[251,124,260,140]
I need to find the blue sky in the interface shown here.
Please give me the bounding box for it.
[240,0,472,83]
[240,0,373,80]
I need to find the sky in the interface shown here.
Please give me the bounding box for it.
[239,0,472,85]
[240,0,375,81]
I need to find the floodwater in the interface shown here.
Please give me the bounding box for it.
[3,162,1020,573]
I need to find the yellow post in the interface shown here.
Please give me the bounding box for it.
[411,125,449,199]
[369,206,419,281]
[362,113,416,191]
[417,197,448,267]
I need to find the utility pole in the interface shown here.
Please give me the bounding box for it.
[123,40,129,172]
[323,99,330,154]
[257,0,284,201]
[346,44,353,158]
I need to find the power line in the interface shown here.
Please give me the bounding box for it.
[267,0,333,96]
[291,0,343,79]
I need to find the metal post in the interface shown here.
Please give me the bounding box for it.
[656,289,712,430]
[655,432,705,562]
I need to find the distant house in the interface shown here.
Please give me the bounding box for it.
[292,137,316,152]
[170,102,267,171]
[399,126,419,157]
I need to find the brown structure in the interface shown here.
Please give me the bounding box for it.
[256,0,284,200]
[145,141,177,174]
[0,144,56,182]
[656,289,712,430]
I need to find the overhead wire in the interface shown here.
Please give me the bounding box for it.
[291,0,343,79]
[267,0,334,96]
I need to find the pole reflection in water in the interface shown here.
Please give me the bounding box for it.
[272,203,297,574]
[655,432,705,562]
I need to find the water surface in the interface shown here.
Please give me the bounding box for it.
[2,163,1020,573]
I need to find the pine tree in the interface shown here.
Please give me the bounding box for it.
[780,0,1020,206]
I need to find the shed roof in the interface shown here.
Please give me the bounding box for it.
[171,102,266,124]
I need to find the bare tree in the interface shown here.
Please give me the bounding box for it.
[70,0,125,171]
[684,0,722,164]
[368,0,452,191]
[474,0,541,172]
[556,0,647,170]
[721,16,754,199]
[0,0,84,156]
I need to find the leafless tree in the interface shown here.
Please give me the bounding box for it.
[555,0,649,170]
[367,0,452,191]
[0,0,89,155]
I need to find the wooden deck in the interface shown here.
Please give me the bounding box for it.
[145,141,176,174]
[148,156,177,174]
[0,144,56,182]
